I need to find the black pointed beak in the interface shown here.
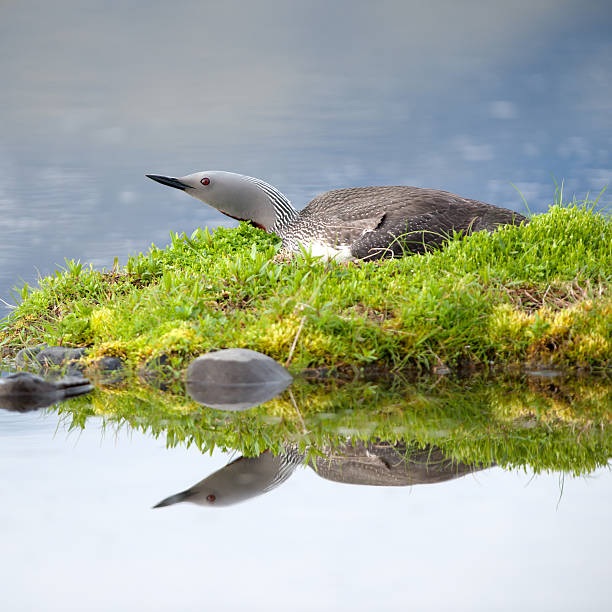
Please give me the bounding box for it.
[146,174,190,190]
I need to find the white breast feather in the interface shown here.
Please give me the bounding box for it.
[300,240,355,262]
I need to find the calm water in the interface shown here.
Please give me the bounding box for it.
[2,1,612,609]
[1,405,611,612]
[1,368,611,611]
[1,1,612,303]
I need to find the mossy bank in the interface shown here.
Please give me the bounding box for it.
[1,199,611,372]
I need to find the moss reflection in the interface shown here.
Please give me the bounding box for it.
[54,372,612,476]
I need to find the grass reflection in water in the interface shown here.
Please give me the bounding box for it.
[54,372,612,478]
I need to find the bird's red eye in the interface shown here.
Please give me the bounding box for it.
[201,177,210,186]
[207,494,216,502]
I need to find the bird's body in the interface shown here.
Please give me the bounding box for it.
[147,171,526,260]
[276,185,525,260]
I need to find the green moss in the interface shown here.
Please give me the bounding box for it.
[1,199,611,371]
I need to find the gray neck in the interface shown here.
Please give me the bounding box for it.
[243,176,299,232]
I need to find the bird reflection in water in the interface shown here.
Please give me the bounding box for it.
[312,440,490,486]
[153,440,491,509]
[153,447,304,508]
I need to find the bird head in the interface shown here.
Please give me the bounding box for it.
[152,452,295,509]
[146,170,295,232]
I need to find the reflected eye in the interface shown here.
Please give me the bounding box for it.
[200,177,210,186]
[206,494,216,502]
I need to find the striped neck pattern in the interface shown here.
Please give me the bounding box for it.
[244,175,299,232]
[261,445,305,494]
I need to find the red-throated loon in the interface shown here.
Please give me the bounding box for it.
[146,171,526,261]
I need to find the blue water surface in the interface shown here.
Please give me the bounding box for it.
[1,408,611,612]
[1,0,611,303]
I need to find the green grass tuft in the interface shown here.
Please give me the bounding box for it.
[1,198,611,371]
